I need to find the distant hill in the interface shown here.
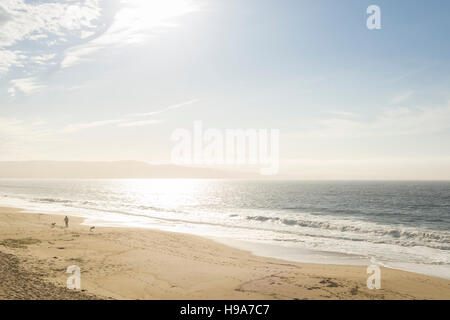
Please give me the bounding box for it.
[0,161,256,179]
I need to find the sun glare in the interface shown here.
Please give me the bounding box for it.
[98,0,199,45]
[131,0,197,24]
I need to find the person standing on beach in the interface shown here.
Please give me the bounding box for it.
[64,216,69,228]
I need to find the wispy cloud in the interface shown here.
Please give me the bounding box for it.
[60,45,104,69]
[129,99,199,117]
[0,0,102,78]
[62,119,124,133]
[0,5,10,26]
[0,117,54,159]
[62,98,197,133]
[118,119,164,127]
[0,50,25,75]
[390,90,414,105]
[0,0,201,96]
[61,0,201,69]
[0,0,101,47]
[9,77,46,96]
[386,64,434,84]
[327,111,358,118]
[30,53,57,65]
[294,103,450,139]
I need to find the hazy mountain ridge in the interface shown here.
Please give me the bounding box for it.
[0,161,255,179]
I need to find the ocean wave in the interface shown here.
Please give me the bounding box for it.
[246,215,450,249]
[282,206,367,216]
[134,205,186,215]
[35,198,73,204]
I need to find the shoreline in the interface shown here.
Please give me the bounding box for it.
[6,197,449,280]
[1,206,449,300]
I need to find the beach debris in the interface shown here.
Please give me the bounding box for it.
[51,222,56,228]
[90,226,96,232]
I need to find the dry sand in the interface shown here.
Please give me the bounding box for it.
[0,206,449,300]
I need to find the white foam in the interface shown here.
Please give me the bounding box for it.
[2,191,449,280]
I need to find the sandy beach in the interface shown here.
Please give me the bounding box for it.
[0,206,449,300]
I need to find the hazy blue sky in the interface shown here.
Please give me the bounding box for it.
[1,0,449,179]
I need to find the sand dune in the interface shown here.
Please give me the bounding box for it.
[0,207,449,300]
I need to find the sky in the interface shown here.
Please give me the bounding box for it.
[0,0,450,179]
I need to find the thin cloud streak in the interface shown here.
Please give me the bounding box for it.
[118,119,164,127]
[62,99,197,133]
[62,119,124,133]
[390,90,414,105]
[129,99,199,117]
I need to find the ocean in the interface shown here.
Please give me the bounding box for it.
[1,179,449,279]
